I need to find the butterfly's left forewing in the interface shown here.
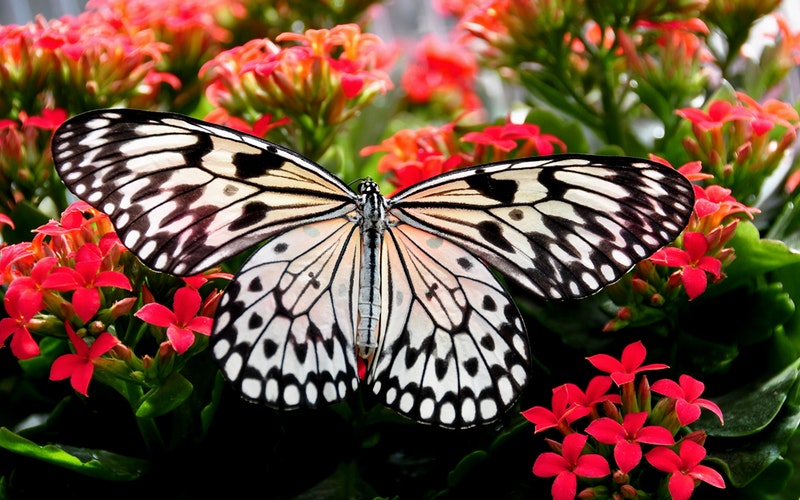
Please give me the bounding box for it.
[52,109,357,276]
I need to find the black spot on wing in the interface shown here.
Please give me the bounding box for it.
[476,220,515,252]
[466,173,518,204]
[229,201,269,231]
[232,147,286,179]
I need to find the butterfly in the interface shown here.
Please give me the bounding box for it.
[51,109,694,428]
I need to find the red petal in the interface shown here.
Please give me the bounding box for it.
[635,425,676,446]
[675,399,702,425]
[94,271,133,290]
[72,287,101,323]
[135,303,177,327]
[551,471,577,500]
[689,465,726,488]
[613,440,642,474]
[167,326,195,354]
[573,453,610,478]
[668,471,697,500]
[681,266,708,300]
[586,353,623,374]
[645,446,681,473]
[88,332,119,359]
[50,354,82,381]
[560,432,589,463]
[585,417,625,444]
[172,287,201,324]
[69,362,94,396]
[651,378,684,398]
[532,452,569,477]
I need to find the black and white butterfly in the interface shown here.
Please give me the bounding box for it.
[51,109,694,428]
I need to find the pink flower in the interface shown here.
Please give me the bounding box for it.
[135,287,213,354]
[50,324,118,396]
[645,440,725,500]
[562,375,621,414]
[532,433,610,500]
[586,341,668,386]
[586,412,675,473]
[651,375,724,426]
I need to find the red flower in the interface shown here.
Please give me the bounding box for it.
[651,374,724,426]
[50,323,118,396]
[649,232,722,300]
[562,375,621,414]
[645,440,725,500]
[135,286,213,354]
[0,287,41,359]
[586,412,675,473]
[586,341,668,386]
[42,244,133,322]
[522,384,590,433]
[401,35,482,113]
[676,100,751,131]
[532,433,610,500]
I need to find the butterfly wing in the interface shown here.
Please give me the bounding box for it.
[368,223,528,428]
[387,154,695,300]
[212,217,361,408]
[52,109,357,276]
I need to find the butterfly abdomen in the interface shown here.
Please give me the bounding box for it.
[356,180,387,358]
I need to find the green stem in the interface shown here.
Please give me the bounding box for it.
[765,189,800,240]
[136,416,166,454]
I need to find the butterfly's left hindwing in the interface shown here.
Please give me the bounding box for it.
[52,109,357,276]
[212,217,361,408]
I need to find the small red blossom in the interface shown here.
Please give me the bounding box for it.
[586,341,668,386]
[0,287,42,359]
[562,376,621,415]
[42,244,133,322]
[49,323,118,396]
[645,440,725,500]
[522,384,590,433]
[135,286,213,354]
[649,232,722,300]
[651,375,724,426]
[586,412,675,473]
[532,433,610,500]
[676,100,751,131]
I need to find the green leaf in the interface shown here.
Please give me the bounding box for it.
[698,359,800,436]
[135,371,193,419]
[0,427,149,481]
[721,221,800,288]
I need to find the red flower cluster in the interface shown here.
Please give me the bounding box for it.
[0,202,227,396]
[360,118,566,192]
[677,92,799,203]
[523,341,725,500]
[201,24,395,157]
[400,35,482,118]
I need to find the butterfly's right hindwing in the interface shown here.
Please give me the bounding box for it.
[52,109,357,276]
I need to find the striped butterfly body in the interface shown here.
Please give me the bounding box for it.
[52,109,695,429]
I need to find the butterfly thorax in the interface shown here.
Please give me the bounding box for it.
[356,180,387,359]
